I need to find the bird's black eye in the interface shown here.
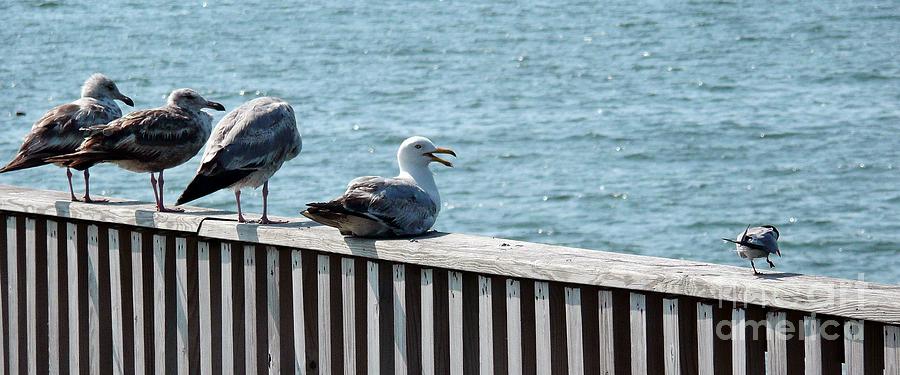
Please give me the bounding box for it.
[415,144,422,149]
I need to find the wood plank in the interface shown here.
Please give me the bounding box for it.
[731,307,746,375]
[844,320,864,375]
[367,261,380,372]
[290,250,306,374]
[46,220,59,374]
[108,228,125,373]
[506,279,522,375]
[461,273,478,375]
[65,222,78,374]
[342,259,356,374]
[565,287,584,375]
[153,235,167,373]
[405,265,422,374]
[478,276,494,375]
[378,263,395,374]
[244,246,258,373]
[130,232,146,374]
[885,325,900,374]
[535,281,551,374]
[25,218,36,375]
[393,265,407,374]
[802,316,822,375]
[448,271,463,375]
[329,256,344,374]
[266,247,280,374]
[629,293,647,375]
[198,242,212,375]
[421,269,435,375]
[490,277,508,375]
[662,298,680,375]
[220,243,235,373]
[317,255,331,375]
[0,215,6,375]
[549,283,568,374]
[766,311,787,375]
[175,238,189,374]
[87,224,100,375]
[696,303,714,375]
[598,290,616,374]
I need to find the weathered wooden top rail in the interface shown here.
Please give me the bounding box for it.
[1,184,897,324]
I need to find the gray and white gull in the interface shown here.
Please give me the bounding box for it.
[176,97,302,224]
[47,88,224,212]
[302,136,456,237]
[0,73,133,202]
[723,225,782,275]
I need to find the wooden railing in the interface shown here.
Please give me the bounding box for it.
[0,184,897,374]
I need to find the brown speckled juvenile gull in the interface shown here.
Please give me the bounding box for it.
[302,136,456,237]
[47,88,224,212]
[176,97,301,224]
[0,73,133,202]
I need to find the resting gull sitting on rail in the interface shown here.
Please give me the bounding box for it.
[0,73,133,202]
[723,225,782,275]
[302,136,456,237]
[175,97,301,224]
[47,88,224,212]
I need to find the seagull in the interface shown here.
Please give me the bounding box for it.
[175,97,301,224]
[302,136,456,237]
[46,88,224,212]
[0,73,133,202]
[723,225,782,275]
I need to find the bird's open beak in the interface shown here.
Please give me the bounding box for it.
[206,101,225,111]
[117,94,134,107]
[424,147,456,167]
[776,249,782,257]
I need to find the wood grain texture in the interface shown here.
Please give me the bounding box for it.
[317,255,331,375]
[152,235,167,373]
[844,320,864,375]
[598,290,616,375]
[290,250,306,374]
[87,224,100,375]
[629,293,647,375]
[0,216,6,375]
[3,185,900,324]
[421,269,435,375]
[506,279,522,375]
[342,258,356,374]
[130,232,145,374]
[176,238,189,374]
[367,261,380,373]
[478,275,494,375]
[448,271,463,375]
[108,228,125,373]
[25,218,37,374]
[696,303,714,375]
[244,246,258,374]
[65,222,78,374]
[46,220,59,374]
[766,311,787,375]
[266,247,281,374]
[198,242,212,375]
[394,265,408,374]
[731,308,746,375]
[662,298,680,375]
[885,325,900,374]
[565,287,584,375]
[535,281,551,374]
[220,243,235,373]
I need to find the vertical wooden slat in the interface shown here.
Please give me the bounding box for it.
[506,279,522,375]
[108,228,124,373]
[129,232,145,374]
[175,238,189,374]
[65,222,78,374]
[547,283,568,375]
[329,256,344,374]
[87,224,100,375]
[0,215,5,375]
[490,277,508,375]
[611,290,632,375]
[629,293,647,375]
[711,302,733,375]
[731,307,747,375]
[301,251,319,374]
[277,249,294,374]
[25,218,36,375]
[662,298,680,375]
[565,287,584,375]
[367,261,380,373]
[317,255,331,375]
[520,279,537,374]
[46,220,59,374]
[354,259,368,375]
[378,263,395,374]
[478,276,494,375]
[766,311,787,375]
[696,303,714,375]
[244,246,258,373]
[220,243,235,373]
[784,311,806,375]
[448,271,463,375]
[462,273,479,375]
[863,321,884,374]
[745,306,766,375]
[803,316,821,375]
[255,247,269,375]
[291,250,306,374]
[342,259,356,374]
[405,265,422,375]
[393,265,408,374]
[844,320,864,375]
[197,242,212,375]
[266,247,281,374]
[6,217,18,375]
[152,235,167,373]
[598,290,615,374]
[421,269,435,374]
[885,325,900,374]
[535,281,552,374]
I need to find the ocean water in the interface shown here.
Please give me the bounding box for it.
[1,1,898,283]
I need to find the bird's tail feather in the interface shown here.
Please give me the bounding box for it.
[301,204,346,229]
[0,154,49,173]
[44,151,113,171]
[176,170,252,206]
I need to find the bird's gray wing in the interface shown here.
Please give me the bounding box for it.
[339,177,438,234]
[78,108,202,161]
[20,102,119,156]
[746,227,780,254]
[199,98,300,175]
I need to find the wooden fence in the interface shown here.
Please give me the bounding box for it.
[0,184,898,374]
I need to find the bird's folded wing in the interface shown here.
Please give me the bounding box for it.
[200,101,300,174]
[339,177,438,233]
[21,103,117,156]
[79,108,201,160]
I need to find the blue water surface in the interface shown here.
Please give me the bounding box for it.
[1,1,898,282]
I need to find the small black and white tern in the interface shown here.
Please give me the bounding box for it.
[0,73,133,202]
[176,97,302,224]
[723,225,782,275]
[302,136,456,237]
[47,88,224,212]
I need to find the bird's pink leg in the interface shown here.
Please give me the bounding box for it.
[66,168,79,202]
[82,169,107,203]
[235,190,246,223]
[256,181,287,224]
[150,173,160,208]
[156,170,183,213]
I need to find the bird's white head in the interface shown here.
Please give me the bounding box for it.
[81,73,134,107]
[397,136,457,173]
[167,88,225,112]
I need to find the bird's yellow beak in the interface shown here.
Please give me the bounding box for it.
[424,147,457,167]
